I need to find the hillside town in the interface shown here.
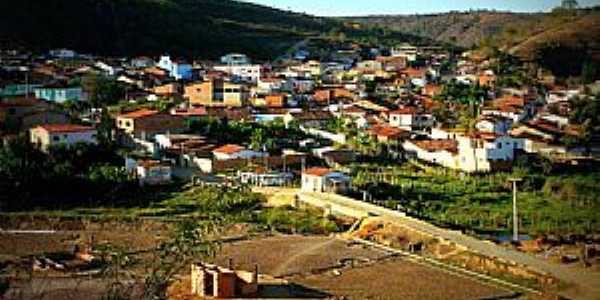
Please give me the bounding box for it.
[1,42,598,185]
[1,27,600,299]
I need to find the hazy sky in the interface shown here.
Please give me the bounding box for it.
[241,0,600,16]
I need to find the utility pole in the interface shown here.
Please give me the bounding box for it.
[509,178,522,242]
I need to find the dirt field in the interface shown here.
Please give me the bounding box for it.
[1,218,516,300]
[209,235,514,300]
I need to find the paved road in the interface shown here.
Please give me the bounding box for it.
[298,191,600,300]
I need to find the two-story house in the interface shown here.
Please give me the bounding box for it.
[184,79,249,107]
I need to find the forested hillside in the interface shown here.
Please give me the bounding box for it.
[0,0,335,59]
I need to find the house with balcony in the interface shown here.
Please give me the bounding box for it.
[185,79,249,107]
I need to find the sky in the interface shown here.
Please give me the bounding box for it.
[241,0,600,16]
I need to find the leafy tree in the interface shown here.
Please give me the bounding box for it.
[84,75,127,108]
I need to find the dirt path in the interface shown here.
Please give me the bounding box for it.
[271,238,337,277]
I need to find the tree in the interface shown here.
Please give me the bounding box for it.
[84,74,127,108]
[582,61,598,84]
[562,0,579,10]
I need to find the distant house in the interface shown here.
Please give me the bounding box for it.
[0,97,63,131]
[34,84,83,103]
[220,53,252,65]
[131,56,155,68]
[30,124,97,151]
[475,115,512,135]
[157,55,193,80]
[116,109,187,140]
[214,64,261,83]
[136,160,172,186]
[239,170,294,187]
[170,107,208,121]
[49,49,76,59]
[185,79,249,107]
[482,95,533,123]
[403,139,459,169]
[301,167,351,194]
[212,144,267,161]
[284,111,332,128]
[367,124,409,143]
[388,107,434,131]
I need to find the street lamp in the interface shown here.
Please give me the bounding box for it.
[508,178,522,243]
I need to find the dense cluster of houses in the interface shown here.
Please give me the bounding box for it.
[0,44,598,192]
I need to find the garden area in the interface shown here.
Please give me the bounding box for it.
[349,161,600,238]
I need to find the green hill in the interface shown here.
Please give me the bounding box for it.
[0,0,336,60]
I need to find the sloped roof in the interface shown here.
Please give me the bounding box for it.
[36,124,95,133]
[303,167,333,177]
[212,144,245,155]
[118,109,159,119]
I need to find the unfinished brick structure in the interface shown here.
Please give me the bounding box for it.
[191,262,258,298]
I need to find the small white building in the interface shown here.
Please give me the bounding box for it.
[136,160,172,186]
[213,64,261,83]
[475,116,512,135]
[389,107,434,131]
[30,124,97,152]
[301,167,351,193]
[212,144,267,161]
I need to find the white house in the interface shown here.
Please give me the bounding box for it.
[301,167,351,194]
[220,53,251,65]
[389,107,434,131]
[455,133,523,173]
[49,49,76,59]
[212,144,267,160]
[136,160,172,186]
[403,139,459,169]
[157,55,192,80]
[213,64,261,83]
[30,124,97,152]
[475,115,512,135]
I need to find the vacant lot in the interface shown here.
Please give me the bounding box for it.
[210,235,514,300]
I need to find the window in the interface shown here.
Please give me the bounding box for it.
[53,136,59,141]
[126,121,131,127]
[8,108,16,115]
[497,143,502,149]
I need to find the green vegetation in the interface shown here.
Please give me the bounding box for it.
[0,0,430,60]
[350,161,600,236]
[0,0,332,60]
[0,136,139,211]
[257,206,339,234]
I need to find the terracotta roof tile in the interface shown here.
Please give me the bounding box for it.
[36,124,95,133]
[118,109,159,119]
[303,167,332,177]
[213,144,245,155]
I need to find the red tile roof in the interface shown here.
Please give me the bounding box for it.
[118,109,159,119]
[171,107,207,117]
[389,107,417,115]
[411,139,458,153]
[213,144,245,155]
[37,124,95,133]
[368,125,408,138]
[303,167,333,177]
